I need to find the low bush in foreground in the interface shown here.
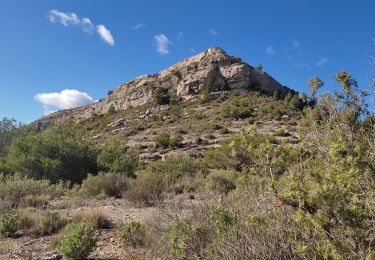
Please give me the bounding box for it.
[118,221,146,247]
[72,210,112,230]
[0,212,19,237]
[57,221,97,259]
[0,173,65,208]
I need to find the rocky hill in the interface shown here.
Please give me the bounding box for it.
[34,47,302,162]
[37,47,293,125]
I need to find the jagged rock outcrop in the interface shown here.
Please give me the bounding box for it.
[36,47,293,125]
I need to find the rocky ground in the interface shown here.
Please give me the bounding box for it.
[0,194,207,260]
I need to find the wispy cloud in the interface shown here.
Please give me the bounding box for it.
[154,34,172,55]
[48,10,114,46]
[317,57,329,67]
[190,48,196,54]
[96,25,114,46]
[176,31,183,40]
[48,10,79,26]
[131,22,144,30]
[34,89,95,114]
[208,29,219,36]
[266,46,276,56]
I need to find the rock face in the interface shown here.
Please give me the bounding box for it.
[36,47,293,124]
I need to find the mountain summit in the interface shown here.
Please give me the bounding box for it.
[40,47,293,124]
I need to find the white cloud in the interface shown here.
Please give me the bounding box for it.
[48,10,114,46]
[34,89,95,114]
[209,29,219,36]
[96,25,115,46]
[131,22,144,30]
[266,46,276,56]
[176,31,183,40]
[49,10,79,26]
[154,34,172,55]
[81,17,95,34]
[190,48,196,54]
[317,57,329,67]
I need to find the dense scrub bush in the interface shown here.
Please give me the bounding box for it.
[38,212,66,236]
[210,206,236,236]
[125,171,167,206]
[169,134,183,148]
[0,117,22,157]
[57,222,96,259]
[72,210,112,230]
[154,133,170,148]
[3,125,98,183]
[221,95,253,119]
[125,157,205,206]
[162,218,208,260]
[202,143,238,170]
[0,173,65,208]
[118,221,145,247]
[206,171,237,194]
[97,140,139,178]
[153,86,170,105]
[0,212,19,237]
[80,172,128,198]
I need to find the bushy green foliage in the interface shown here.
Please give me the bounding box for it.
[206,171,236,194]
[0,213,19,237]
[125,170,167,206]
[210,206,236,236]
[38,212,66,236]
[169,134,183,148]
[57,222,96,259]
[221,95,253,119]
[200,78,214,103]
[4,125,98,183]
[0,117,21,157]
[153,86,170,105]
[0,173,64,208]
[278,72,375,259]
[80,172,128,198]
[125,157,205,206]
[163,218,207,260]
[118,221,145,246]
[97,140,139,178]
[154,133,170,148]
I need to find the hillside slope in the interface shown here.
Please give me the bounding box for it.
[34,47,302,161]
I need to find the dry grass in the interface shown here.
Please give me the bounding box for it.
[72,209,113,230]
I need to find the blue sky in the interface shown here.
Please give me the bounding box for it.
[0,0,374,122]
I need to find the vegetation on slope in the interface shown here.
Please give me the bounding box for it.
[0,70,374,259]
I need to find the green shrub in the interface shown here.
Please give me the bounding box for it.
[169,134,183,149]
[80,172,128,198]
[0,213,19,237]
[38,212,66,236]
[221,96,253,119]
[118,221,145,247]
[4,124,98,183]
[125,171,167,206]
[163,218,207,260]
[0,173,63,208]
[153,86,170,105]
[210,207,236,236]
[57,222,96,259]
[72,210,112,230]
[154,133,170,148]
[206,171,236,194]
[97,140,139,178]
